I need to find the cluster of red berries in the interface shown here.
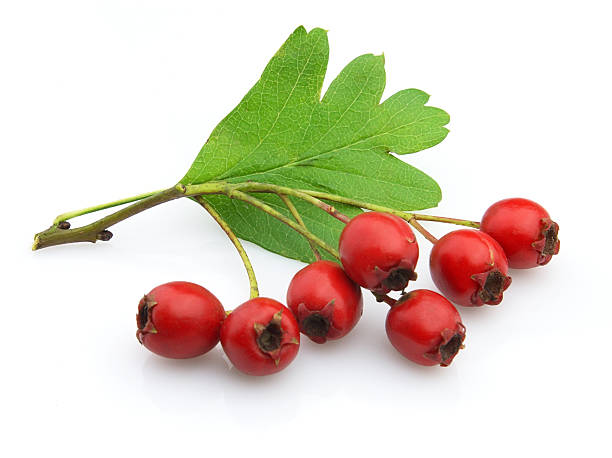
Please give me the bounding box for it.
[136,198,559,375]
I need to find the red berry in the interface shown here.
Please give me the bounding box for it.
[481,197,560,269]
[339,212,419,296]
[386,289,466,366]
[286,260,363,344]
[429,229,512,307]
[220,297,300,376]
[136,281,225,359]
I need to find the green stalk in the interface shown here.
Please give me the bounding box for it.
[34,179,479,251]
[33,185,186,250]
[186,182,352,224]
[300,189,480,228]
[227,190,340,259]
[184,181,479,228]
[277,194,322,261]
[52,189,166,225]
[194,196,259,299]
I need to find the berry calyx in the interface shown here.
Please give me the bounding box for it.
[253,309,293,361]
[300,307,331,339]
[480,197,560,269]
[339,212,419,295]
[220,297,300,376]
[385,289,466,366]
[286,260,363,343]
[429,229,512,307]
[136,281,225,359]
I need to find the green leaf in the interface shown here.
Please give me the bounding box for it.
[181,26,449,263]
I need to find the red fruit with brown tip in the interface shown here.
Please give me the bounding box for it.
[220,297,300,376]
[136,281,225,359]
[429,229,512,307]
[481,197,560,269]
[386,289,466,366]
[286,260,363,344]
[339,212,419,296]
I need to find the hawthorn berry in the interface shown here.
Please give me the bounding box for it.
[480,198,560,269]
[339,212,419,296]
[386,289,466,366]
[220,297,300,376]
[136,281,225,359]
[429,229,512,307]
[286,260,363,344]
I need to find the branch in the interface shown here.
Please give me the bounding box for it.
[33,179,479,252]
[33,185,186,250]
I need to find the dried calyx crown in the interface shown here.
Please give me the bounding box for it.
[136,295,158,343]
[296,300,338,343]
[471,269,512,306]
[254,310,298,365]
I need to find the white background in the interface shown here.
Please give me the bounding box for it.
[1,1,610,456]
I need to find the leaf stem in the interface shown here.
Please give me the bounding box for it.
[194,196,259,299]
[277,194,322,261]
[227,190,340,259]
[52,189,166,225]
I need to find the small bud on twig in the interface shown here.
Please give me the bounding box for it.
[57,221,71,230]
[96,230,113,241]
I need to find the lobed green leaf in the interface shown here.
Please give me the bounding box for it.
[181,26,449,262]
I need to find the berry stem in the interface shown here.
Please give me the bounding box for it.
[216,182,351,224]
[376,293,398,307]
[408,218,439,244]
[194,196,259,299]
[227,190,340,259]
[277,194,322,261]
[297,189,480,228]
[287,193,350,224]
[410,214,480,228]
[188,182,476,228]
